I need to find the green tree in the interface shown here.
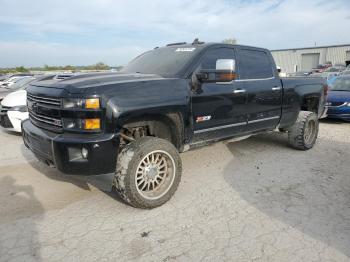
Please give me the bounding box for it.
[63,65,76,71]
[94,62,110,70]
[15,66,29,72]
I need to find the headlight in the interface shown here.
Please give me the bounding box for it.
[11,105,28,112]
[62,98,100,109]
[63,118,101,130]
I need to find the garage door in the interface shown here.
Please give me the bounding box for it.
[301,53,320,71]
[346,51,350,60]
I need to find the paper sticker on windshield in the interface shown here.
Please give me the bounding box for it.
[175,47,196,52]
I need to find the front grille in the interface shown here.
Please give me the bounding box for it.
[27,93,61,108]
[0,105,11,114]
[27,93,63,132]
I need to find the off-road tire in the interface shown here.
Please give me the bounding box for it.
[287,111,319,150]
[113,136,182,209]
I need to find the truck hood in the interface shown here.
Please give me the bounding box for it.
[30,72,167,94]
[327,90,350,103]
[1,89,27,107]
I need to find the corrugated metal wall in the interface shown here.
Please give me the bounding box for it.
[271,45,350,73]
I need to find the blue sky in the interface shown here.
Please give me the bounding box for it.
[0,0,349,67]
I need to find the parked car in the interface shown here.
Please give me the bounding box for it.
[0,74,74,132]
[0,76,32,89]
[22,41,327,208]
[326,75,350,121]
[287,71,311,77]
[311,64,331,74]
[333,64,346,71]
[0,74,9,82]
[0,76,38,101]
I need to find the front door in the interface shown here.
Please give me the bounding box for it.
[191,47,247,142]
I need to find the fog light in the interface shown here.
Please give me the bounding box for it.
[84,118,100,130]
[81,148,88,159]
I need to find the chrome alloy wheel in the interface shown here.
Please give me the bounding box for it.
[304,119,316,144]
[135,150,176,200]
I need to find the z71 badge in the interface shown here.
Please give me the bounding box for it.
[196,116,212,123]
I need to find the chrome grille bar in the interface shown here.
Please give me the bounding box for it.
[27,93,61,107]
[29,111,62,127]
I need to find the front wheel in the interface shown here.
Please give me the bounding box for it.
[287,111,319,150]
[113,137,182,209]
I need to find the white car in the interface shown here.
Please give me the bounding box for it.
[0,76,31,88]
[0,74,75,132]
[0,89,28,132]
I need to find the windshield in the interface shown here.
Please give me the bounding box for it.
[330,77,350,91]
[122,46,200,77]
[6,77,34,90]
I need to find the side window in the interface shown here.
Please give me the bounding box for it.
[239,49,274,79]
[199,48,235,70]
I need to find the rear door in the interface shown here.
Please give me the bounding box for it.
[236,48,282,132]
[191,47,247,142]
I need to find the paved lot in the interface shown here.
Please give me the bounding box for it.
[0,120,349,262]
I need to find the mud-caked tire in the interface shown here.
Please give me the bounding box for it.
[113,137,182,209]
[287,111,319,150]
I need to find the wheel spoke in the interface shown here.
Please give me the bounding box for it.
[154,179,160,187]
[141,181,148,191]
[154,154,160,164]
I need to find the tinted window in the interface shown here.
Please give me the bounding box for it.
[123,46,201,77]
[330,77,350,91]
[239,49,274,79]
[199,48,235,70]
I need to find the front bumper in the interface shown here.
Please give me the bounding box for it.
[327,113,350,121]
[22,120,120,175]
[326,106,350,121]
[0,113,13,129]
[2,111,28,132]
[319,105,328,119]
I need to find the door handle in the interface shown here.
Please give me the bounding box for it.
[272,86,281,91]
[233,89,246,94]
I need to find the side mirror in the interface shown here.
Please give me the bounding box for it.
[196,59,237,83]
[216,59,235,71]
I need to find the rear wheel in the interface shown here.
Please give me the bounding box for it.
[113,137,182,209]
[287,111,319,150]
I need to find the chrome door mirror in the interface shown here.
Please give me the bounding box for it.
[216,59,235,71]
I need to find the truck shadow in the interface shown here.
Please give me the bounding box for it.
[20,144,122,202]
[222,132,350,258]
[0,176,43,260]
[320,118,350,124]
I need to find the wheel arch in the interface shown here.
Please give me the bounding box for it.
[118,112,185,150]
[301,95,321,114]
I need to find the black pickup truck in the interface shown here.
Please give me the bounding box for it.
[22,41,327,208]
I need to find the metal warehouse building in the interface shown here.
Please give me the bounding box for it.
[271,44,350,74]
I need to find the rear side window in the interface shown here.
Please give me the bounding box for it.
[239,49,274,79]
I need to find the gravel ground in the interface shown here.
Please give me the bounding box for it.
[0,119,349,262]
